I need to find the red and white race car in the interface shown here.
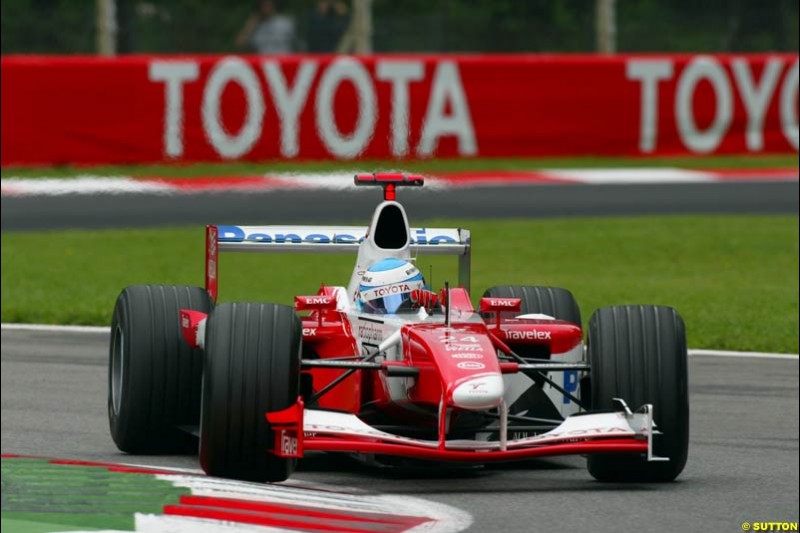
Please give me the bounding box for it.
[108,174,688,483]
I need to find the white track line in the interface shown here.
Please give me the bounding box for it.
[2,323,797,359]
[1,177,170,196]
[688,349,799,360]
[4,168,795,197]
[544,167,716,184]
[1,323,110,334]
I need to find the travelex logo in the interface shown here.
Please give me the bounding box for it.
[217,226,460,245]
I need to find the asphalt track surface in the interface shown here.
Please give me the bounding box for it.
[2,328,798,532]
[2,181,798,231]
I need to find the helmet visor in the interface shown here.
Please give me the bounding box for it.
[363,293,410,315]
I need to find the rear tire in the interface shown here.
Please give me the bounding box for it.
[108,285,211,454]
[586,305,689,482]
[199,302,301,482]
[482,285,582,420]
[482,285,581,325]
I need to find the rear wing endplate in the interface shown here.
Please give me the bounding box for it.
[205,225,471,302]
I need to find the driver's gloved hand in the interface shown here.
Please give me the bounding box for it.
[410,289,439,310]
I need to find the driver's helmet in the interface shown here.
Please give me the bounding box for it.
[357,258,425,315]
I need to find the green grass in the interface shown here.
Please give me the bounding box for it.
[2,154,797,178]
[2,215,797,353]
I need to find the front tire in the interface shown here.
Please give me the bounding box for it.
[586,305,689,482]
[199,302,301,482]
[108,285,211,454]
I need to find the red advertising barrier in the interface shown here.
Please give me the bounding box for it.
[1,54,797,166]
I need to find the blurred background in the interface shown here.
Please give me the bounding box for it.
[2,0,798,56]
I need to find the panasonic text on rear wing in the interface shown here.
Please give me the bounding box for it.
[204,225,471,301]
[215,225,469,254]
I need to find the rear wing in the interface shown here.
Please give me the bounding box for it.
[205,225,471,302]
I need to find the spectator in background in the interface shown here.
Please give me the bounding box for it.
[306,0,349,52]
[236,0,295,54]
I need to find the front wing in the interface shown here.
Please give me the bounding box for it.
[267,399,665,463]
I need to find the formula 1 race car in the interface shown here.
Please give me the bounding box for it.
[108,174,688,483]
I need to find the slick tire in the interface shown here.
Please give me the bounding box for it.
[482,285,583,417]
[482,285,581,326]
[586,305,689,482]
[199,302,301,482]
[108,285,211,454]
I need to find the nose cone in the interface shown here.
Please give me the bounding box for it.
[451,374,505,410]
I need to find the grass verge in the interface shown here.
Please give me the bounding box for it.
[2,154,798,178]
[1,215,797,353]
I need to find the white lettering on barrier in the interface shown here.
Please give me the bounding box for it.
[780,59,799,150]
[376,61,425,157]
[151,58,477,160]
[263,61,318,158]
[731,58,783,151]
[202,56,265,159]
[629,56,799,154]
[149,61,199,158]
[316,57,377,159]
[150,57,794,160]
[626,59,673,153]
[418,61,477,156]
[676,56,734,153]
